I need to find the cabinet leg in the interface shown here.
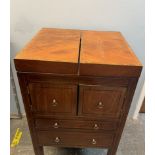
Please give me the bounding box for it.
[33,145,44,155]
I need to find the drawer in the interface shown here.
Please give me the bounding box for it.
[35,119,117,131]
[79,85,126,118]
[37,131,114,148]
[28,83,77,115]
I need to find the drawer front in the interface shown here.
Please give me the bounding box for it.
[37,131,114,148]
[28,83,77,115]
[79,85,126,118]
[35,119,117,131]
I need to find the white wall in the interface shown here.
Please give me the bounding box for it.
[10,0,145,116]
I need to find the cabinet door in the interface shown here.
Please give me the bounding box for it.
[28,83,77,116]
[79,85,126,118]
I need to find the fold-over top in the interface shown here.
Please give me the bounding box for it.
[14,28,142,77]
[14,28,81,74]
[80,31,142,77]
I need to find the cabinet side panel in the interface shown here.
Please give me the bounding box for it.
[17,73,44,155]
[107,78,138,155]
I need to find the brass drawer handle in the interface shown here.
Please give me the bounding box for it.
[92,139,97,145]
[53,122,59,128]
[97,101,104,109]
[54,137,60,143]
[51,99,58,107]
[94,124,99,130]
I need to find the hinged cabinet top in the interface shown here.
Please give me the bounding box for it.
[80,31,141,66]
[14,28,142,77]
[79,30,142,77]
[14,28,81,74]
[15,28,80,63]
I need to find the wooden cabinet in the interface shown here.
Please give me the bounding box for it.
[14,28,142,155]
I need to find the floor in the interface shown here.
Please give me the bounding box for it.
[10,114,145,155]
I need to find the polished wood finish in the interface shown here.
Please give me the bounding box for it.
[14,28,80,74]
[15,28,142,155]
[37,131,114,148]
[28,83,77,115]
[107,78,138,155]
[35,119,118,131]
[80,31,142,77]
[80,31,141,66]
[17,73,44,155]
[79,85,126,118]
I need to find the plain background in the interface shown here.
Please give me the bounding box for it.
[10,0,145,117]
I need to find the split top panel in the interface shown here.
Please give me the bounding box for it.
[14,28,142,77]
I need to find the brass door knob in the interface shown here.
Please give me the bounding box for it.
[94,124,99,130]
[51,99,58,107]
[54,137,60,143]
[92,139,97,145]
[53,122,59,128]
[97,101,104,109]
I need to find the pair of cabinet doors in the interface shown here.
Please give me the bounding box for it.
[28,82,126,119]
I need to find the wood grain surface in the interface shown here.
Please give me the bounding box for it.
[80,31,142,77]
[14,28,81,74]
[14,28,142,77]
[35,119,118,131]
[80,30,141,66]
[28,83,77,115]
[37,130,114,148]
[78,85,126,118]
[15,28,80,63]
